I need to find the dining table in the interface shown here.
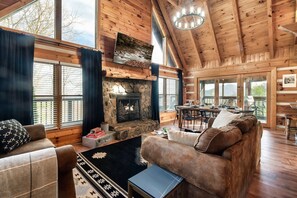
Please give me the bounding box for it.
[176,105,254,130]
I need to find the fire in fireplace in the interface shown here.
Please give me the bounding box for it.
[116,94,141,123]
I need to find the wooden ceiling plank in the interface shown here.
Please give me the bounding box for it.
[157,0,188,69]
[203,0,222,64]
[231,0,245,63]
[166,0,203,68]
[0,0,35,19]
[267,0,274,58]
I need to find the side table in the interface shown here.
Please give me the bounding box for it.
[128,165,184,198]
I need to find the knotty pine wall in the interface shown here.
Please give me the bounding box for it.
[185,46,297,131]
[4,0,181,145]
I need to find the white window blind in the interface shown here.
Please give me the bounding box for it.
[33,62,56,128]
[61,65,83,126]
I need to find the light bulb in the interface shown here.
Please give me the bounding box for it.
[197,18,201,25]
[182,8,186,15]
[201,11,205,17]
[173,16,177,22]
[176,12,180,18]
[178,22,181,28]
[191,21,195,28]
[184,23,188,29]
[197,7,201,14]
[190,6,194,13]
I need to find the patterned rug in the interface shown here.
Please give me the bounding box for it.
[76,137,147,198]
[73,168,103,198]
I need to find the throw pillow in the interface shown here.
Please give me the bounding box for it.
[168,130,200,147]
[212,109,241,128]
[0,119,31,154]
[229,115,257,133]
[194,126,242,154]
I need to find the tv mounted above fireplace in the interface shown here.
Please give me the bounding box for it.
[113,32,154,68]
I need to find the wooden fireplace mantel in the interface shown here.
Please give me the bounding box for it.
[102,61,157,81]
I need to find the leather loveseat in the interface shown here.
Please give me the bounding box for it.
[141,116,262,198]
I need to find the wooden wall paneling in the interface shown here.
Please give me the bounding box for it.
[231,0,245,63]
[160,111,176,124]
[47,126,82,146]
[267,0,275,58]
[271,67,277,129]
[203,0,221,64]
[155,0,188,68]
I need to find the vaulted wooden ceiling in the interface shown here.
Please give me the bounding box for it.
[0,0,34,18]
[157,0,296,70]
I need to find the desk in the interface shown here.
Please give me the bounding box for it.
[176,106,254,130]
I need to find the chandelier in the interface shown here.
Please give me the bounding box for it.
[173,2,205,30]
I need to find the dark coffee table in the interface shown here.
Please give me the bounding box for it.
[128,165,184,198]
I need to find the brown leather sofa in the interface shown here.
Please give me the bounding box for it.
[0,124,77,198]
[141,116,263,198]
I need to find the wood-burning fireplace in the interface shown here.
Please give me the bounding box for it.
[116,93,141,123]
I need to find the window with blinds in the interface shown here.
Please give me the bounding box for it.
[158,78,178,112]
[33,62,83,129]
[61,65,83,126]
[33,63,56,128]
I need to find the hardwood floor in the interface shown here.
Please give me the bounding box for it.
[72,127,297,197]
[247,129,297,198]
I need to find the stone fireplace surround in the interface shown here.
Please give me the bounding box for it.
[103,78,159,140]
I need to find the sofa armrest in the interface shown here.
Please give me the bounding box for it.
[141,136,231,197]
[24,124,46,141]
[56,145,77,173]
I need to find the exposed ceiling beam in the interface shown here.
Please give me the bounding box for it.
[0,0,35,19]
[156,0,188,69]
[267,0,274,59]
[203,0,222,64]
[167,0,178,7]
[294,1,297,44]
[165,0,203,68]
[231,0,245,63]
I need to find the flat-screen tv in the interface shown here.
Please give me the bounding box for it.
[113,32,154,68]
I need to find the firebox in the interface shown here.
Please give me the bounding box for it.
[116,93,141,123]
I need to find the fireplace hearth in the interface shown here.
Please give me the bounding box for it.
[116,94,141,123]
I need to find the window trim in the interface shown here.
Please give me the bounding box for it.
[33,60,83,130]
[159,77,179,112]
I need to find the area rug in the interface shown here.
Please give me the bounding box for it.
[73,168,103,198]
[76,137,147,198]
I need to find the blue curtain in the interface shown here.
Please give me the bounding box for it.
[81,48,104,136]
[151,63,160,122]
[0,29,35,125]
[178,70,183,105]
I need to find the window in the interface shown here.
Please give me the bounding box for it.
[167,51,177,67]
[33,63,55,128]
[200,80,215,105]
[0,0,55,38]
[0,0,96,47]
[152,15,164,65]
[159,78,178,111]
[62,0,96,47]
[61,66,83,126]
[33,62,83,129]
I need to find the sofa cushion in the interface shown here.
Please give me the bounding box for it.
[194,126,242,154]
[229,115,257,133]
[168,130,200,146]
[0,138,55,159]
[0,119,31,154]
[212,110,241,128]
